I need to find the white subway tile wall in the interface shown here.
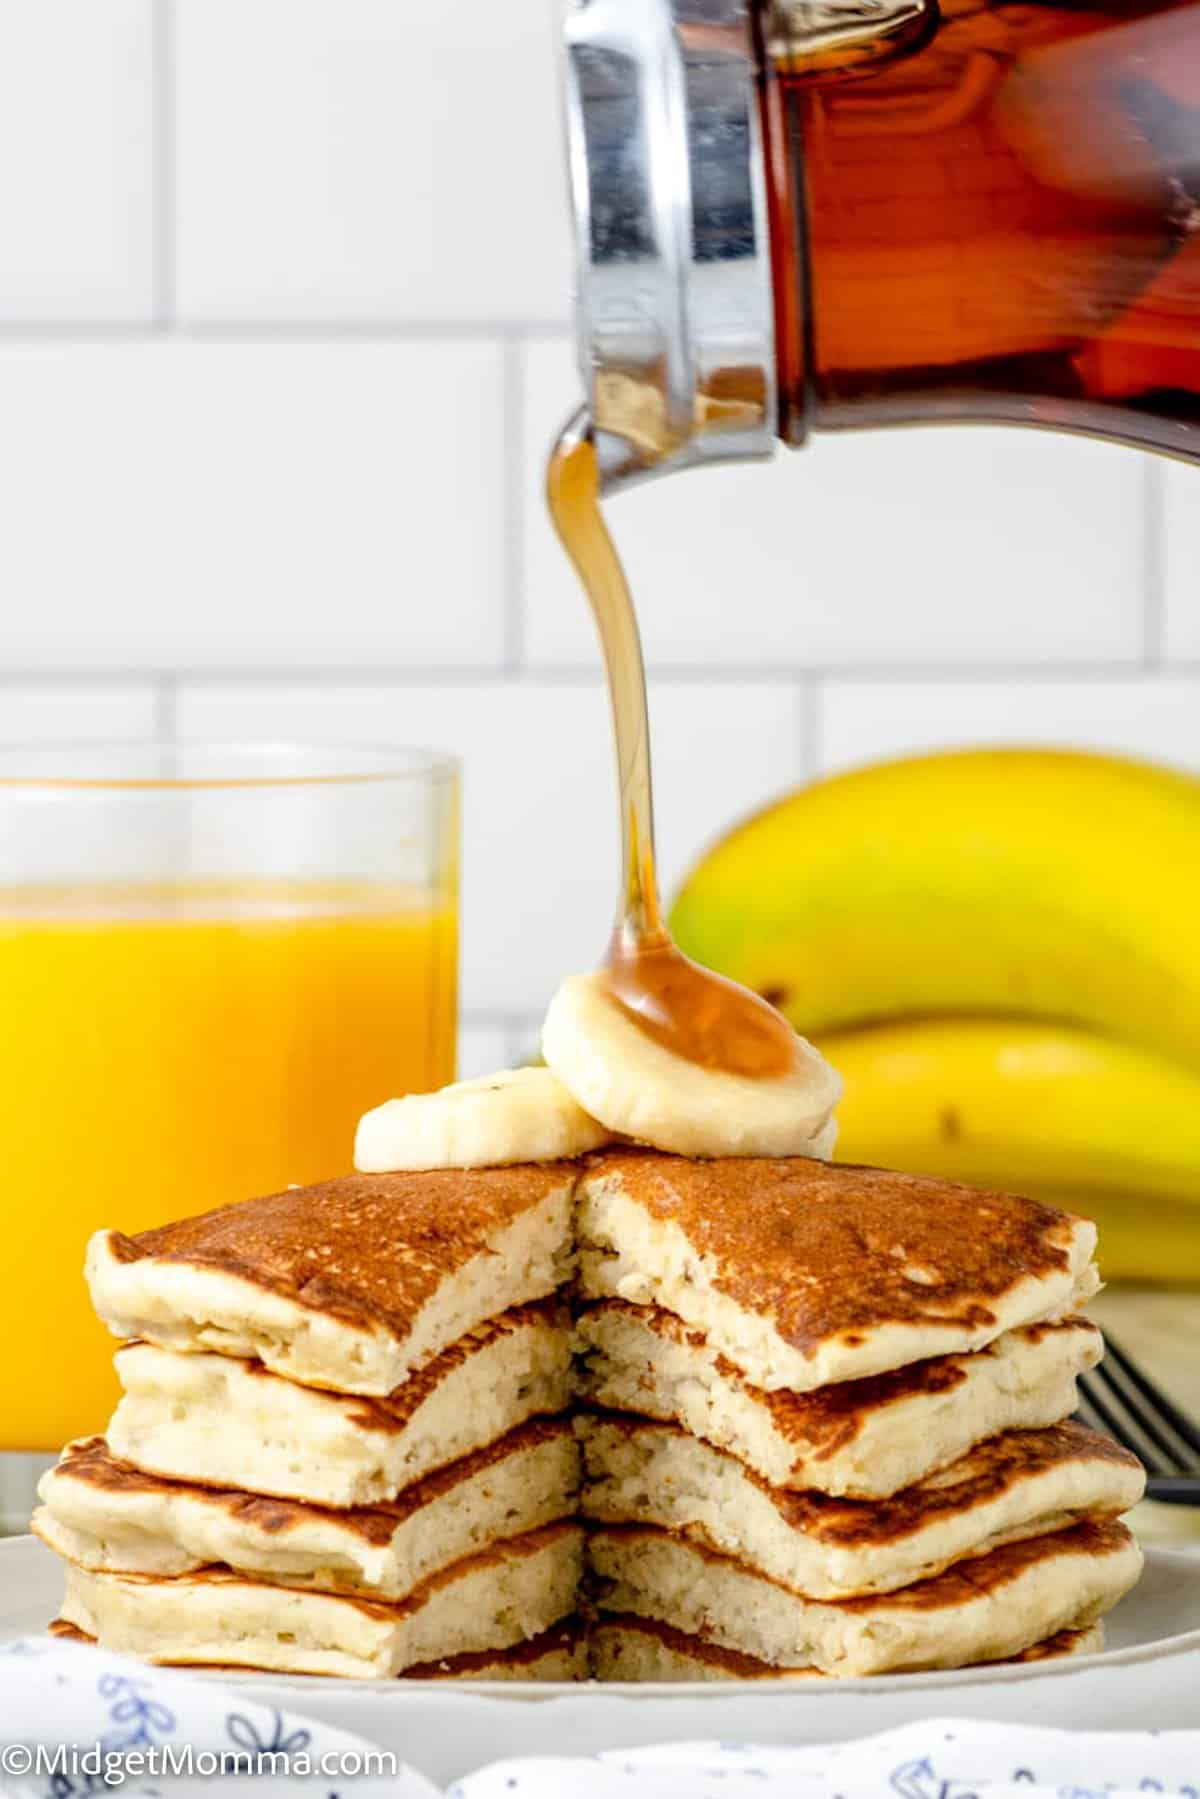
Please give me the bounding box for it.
[0,0,1195,1053]
[174,0,571,325]
[0,684,160,743]
[0,1,154,321]
[0,341,508,670]
[1165,464,1200,661]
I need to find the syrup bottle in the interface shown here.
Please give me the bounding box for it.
[563,0,1200,490]
[555,0,1200,1075]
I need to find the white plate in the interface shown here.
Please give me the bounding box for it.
[6,1534,1200,1785]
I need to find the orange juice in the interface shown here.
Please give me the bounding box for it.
[0,882,457,1449]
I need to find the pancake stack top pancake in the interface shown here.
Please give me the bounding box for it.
[36,1129,1144,1679]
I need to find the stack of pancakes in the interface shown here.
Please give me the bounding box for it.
[34,1152,1144,1679]
[36,1166,587,1679]
[576,1154,1143,1678]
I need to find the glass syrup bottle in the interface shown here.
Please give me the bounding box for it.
[563,0,1200,490]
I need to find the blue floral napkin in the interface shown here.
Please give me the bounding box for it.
[0,1636,437,1798]
[2,1637,1198,1799]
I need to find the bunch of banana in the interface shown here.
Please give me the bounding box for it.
[670,748,1200,1283]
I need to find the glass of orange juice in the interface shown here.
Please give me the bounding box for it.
[0,742,458,1474]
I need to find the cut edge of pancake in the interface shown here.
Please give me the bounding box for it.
[86,1175,574,1398]
[107,1301,573,1508]
[579,1414,1144,1598]
[577,1302,1104,1496]
[577,1161,1100,1391]
[587,1518,1141,1677]
[51,1615,590,1683]
[588,1613,1106,1682]
[35,1419,581,1599]
[57,1522,585,1680]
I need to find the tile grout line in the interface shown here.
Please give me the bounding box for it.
[153,674,179,740]
[0,319,574,343]
[151,0,178,332]
[173,318,573,342]
[805,663,1180,685]
[1142,457,1166,669]
[797,673,822,782]
[5,660,1200,688]
[0,322,162,341]
[501,337,527,672]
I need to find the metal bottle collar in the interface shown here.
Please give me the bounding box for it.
[561,0,778,493]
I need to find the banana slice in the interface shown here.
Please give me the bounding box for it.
[354,1066,611,1172]
[542,972,842,1159]
[808,1114,839,1160]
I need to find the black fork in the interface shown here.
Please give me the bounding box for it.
[1077,1333,1200,1503]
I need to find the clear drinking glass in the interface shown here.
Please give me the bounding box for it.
[0,742,459,1486]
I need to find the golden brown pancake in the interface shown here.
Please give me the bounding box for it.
[87,1166,576,1395]
[106,1300,572,1507]
[762,1422,1139,1549]
[589,1613,1105,1681]
[580,1415,1143,1597]
[36,1418,580,1599]
[57,1522,585,1679]
[588,1517,1141,1676]
[51,1616,589,1681]
[579,1151,1098,1389]
[578,1301,1103,1495]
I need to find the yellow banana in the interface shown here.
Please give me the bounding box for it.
[670,750,1200,1074]
[821,1016,1200,1283]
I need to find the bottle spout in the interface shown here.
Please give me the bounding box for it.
[562,0,779,495]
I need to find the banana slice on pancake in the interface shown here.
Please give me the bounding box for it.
[354,1066,611,1171]
[542,972,842,1159]
[807,1114,839,1160]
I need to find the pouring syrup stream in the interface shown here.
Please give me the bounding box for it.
[546,409,800,1080]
